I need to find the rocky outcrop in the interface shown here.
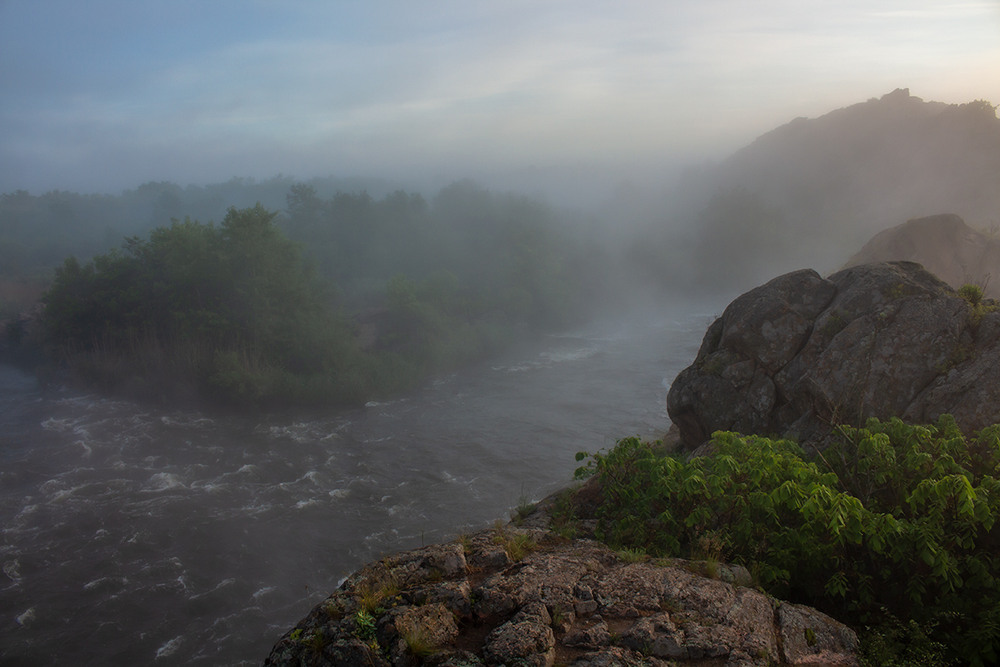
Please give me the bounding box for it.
[667,261,1000,451]
[845,214,1000,299]
[264,509,858,666]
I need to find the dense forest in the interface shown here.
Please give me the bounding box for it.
[3,91,998,406]
[5,181,612,406]
[0,175,394,282]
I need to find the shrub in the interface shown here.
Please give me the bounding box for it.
[42,206,362,406]
[577,417,1000,665]
[958,283,998,326]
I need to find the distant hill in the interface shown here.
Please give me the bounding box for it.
[679,89,1000,290]
[845,213,1000,299]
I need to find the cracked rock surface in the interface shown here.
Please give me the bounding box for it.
[264,509,857,666]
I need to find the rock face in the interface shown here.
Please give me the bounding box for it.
[667,261,1000,451]
[845,214,1000,299]
[264,513,858,666]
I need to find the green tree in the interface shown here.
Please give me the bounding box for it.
[42,205,359,405]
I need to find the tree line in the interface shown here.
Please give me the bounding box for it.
[32,182,609,406]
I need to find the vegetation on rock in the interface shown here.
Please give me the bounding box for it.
[265,522,858,666]
[576,416,1000,665]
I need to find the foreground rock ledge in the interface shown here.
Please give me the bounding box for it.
[264,514,857,666]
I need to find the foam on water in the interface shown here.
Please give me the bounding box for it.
[0,306,709,666]
[538,346,598,363]
[252,586,277,600]
[83,576,128,591]
[155,636,183,660]
[40,416,73,431]
[191,480,228,493]
[231,464,260,479]
[239,501,274,516]
[160,414,214,428]
[15,607,35,627]
[144,472,186,492]
[3,559,22,585]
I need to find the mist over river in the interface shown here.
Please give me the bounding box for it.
[0,303,715,666]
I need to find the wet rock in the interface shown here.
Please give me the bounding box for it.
[473,535,610,617]
[466,546,511,571]
[343,540,468,594]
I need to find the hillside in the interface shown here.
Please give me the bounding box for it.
[844,213,1000,299]
[679,89,1000,290]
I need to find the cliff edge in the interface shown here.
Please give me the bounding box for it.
[263,493,857,666]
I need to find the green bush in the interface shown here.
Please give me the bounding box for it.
[958,283,998,326]
[37,184,603,405]
[576,416,1000,665]
[42,205,362,406]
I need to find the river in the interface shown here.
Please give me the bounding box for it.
[0,303,716,665]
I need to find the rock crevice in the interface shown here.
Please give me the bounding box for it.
[264,517,858,666]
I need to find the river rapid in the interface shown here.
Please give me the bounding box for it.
[0,303,716,665]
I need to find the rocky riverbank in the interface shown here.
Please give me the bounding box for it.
[263,484,858,666]
[265,260,1000,666]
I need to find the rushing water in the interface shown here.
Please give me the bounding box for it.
[0,304,715,666]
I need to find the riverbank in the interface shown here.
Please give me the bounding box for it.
[263,481,858,666]
[0,311,708,666]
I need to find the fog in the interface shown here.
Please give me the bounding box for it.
[2,3,1000,664]
[4,90,1000,322]
[5,84,999,409]
[3,1,998,294]
[3,1,998,197]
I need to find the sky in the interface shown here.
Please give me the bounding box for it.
[1,0,998,197]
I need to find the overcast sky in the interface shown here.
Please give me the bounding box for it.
[1,0,998,196]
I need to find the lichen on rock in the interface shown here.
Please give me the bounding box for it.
[264,504,858,666]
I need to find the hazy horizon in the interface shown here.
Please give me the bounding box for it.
[2,1,998,200]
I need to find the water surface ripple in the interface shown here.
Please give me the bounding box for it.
[0,308,712,665]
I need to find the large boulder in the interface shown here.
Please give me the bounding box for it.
[264,517,858,667]
[845,214,1000,299]
[667,261,1000,450]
